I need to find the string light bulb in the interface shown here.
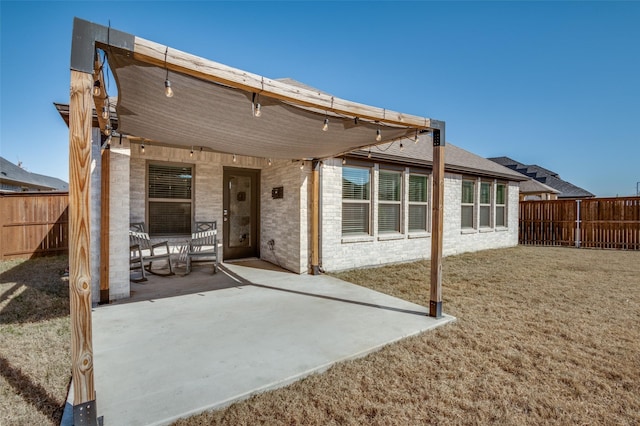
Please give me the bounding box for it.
[254,102,262,117]
[342,158,347,165]
[300,161,305,170]
[93,80,101,96]
[190,146,194,158]
[376,128,382,142]
[368,149,372,159]
[322,117,329,131]
[102,104,109,120]
[103,124,111,136]
[415,130,420,143]
[233,154,237,163]
[268,158,272,166]
[164,47,174,98]
[141,143,145,154]
[400,143,405,151]
[164,79,174,98]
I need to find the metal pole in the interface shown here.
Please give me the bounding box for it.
[575,199,581,248]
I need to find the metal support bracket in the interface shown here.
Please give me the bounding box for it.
[429,300,442,318]
[430,119,446,147]
[432,129,442,146]
[73,400,103,426]
[71,17,134,73]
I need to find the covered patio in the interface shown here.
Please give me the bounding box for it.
[62,262,454,425]
[66,17,448,424]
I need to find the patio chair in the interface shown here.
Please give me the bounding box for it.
[186,221,218,274]
[129,222,175,282]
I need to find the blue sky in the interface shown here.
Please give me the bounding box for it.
[1,1,639,196]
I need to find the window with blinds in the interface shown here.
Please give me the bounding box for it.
[479,181,491,228]
[342,167,370,235]
[461,180,475,229]
[378,171,402,233]
[148,164,193,235]
[496,183,507,227]
[408,174,428,232]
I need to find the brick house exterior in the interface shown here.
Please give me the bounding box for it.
[89,135,524,302]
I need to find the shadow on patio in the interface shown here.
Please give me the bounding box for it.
[64,260,455,426]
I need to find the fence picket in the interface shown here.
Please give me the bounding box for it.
[520,197,640,250]
[0,192,69,259]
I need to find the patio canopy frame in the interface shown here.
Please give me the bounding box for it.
[67,17,446,425]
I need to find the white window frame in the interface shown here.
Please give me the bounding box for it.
[495,182,507,228]
[479,180,492,229]
[377,169,403,234]
[341,166,372,236]
[408,173,429,233]
[461,179,476,229]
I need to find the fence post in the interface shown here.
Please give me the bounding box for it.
[575,199,581,248]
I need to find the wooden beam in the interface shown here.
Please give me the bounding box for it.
[69,69,97,421]
[100,146,110,304]
[429,124,445,318]
[130,37,432,130]
[311,161,320,275]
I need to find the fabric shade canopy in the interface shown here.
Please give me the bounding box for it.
[108,50,425,160]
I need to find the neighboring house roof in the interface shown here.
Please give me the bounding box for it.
[519,178,560,194]
[488,156,594,198]
[350,139,528,182]
[0,156,68,191]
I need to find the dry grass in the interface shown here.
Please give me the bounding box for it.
[175,246,640,425]
[0,256,70,426]
[2,248,639,425]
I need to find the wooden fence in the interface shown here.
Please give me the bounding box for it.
[0,192,69,260]
[519,197,640,250]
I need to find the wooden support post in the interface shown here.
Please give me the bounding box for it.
[69,69,97,423]
[430,124,445,318]
[100,147,110,303]
[311,160,321,275]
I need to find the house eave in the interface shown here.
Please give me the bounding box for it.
[347,152,528,182]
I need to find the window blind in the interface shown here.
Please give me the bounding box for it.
[148,164,193,235]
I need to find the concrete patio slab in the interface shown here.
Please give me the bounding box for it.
[64,262,454,426]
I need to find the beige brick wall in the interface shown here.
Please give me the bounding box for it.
[320,160,519,272]
[260,160,308,273]
[127,144,308,274]
[89,130,101,304]
[108,142,131,300]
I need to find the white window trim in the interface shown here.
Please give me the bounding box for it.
[479,180,492,229]
[341,165,372,237]
[378,169,403,235]
[408,172,430,235]
[495,181,508,229]
[461,178,476,230]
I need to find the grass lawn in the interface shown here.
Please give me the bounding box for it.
[1,247,639,425]
[0,256,70,426]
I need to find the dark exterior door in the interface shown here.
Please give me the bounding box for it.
[223,168,260,260]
